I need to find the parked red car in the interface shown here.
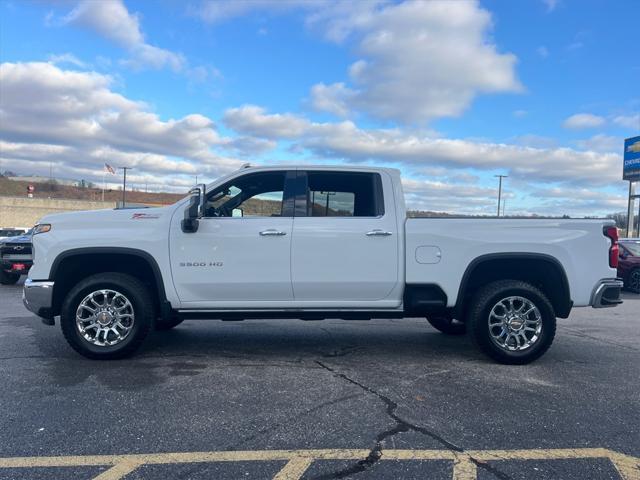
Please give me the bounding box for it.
[618,239,640,293]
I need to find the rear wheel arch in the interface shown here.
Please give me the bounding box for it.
[49,247,168,318]
[454,253,572,320]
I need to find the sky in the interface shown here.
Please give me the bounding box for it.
[0,0,638,216]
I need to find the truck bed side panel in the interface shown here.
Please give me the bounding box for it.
[405,218,616,308]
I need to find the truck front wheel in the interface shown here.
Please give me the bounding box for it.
[60,273,154,359]
[467,280,556,365]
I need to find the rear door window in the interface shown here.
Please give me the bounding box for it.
[304,172,384,217]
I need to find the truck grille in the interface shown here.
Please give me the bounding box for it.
[0,243,33,257]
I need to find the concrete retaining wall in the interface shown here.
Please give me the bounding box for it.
[0,196,115,228]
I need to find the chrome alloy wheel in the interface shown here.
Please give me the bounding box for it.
[76,289,135,347]
[488,296,542,352]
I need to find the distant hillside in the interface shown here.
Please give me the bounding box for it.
[0,177,184,205]
[407,210,455,218]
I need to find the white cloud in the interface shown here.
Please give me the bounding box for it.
[575,134,621,153]
[64,0,143,48]
[402,177,499,213]
[121,44,185,72]
[223,105,311,138]
[562,113,606,129]
[193,0,521,124]
[223,104,623,188]
[0,62,242,188]
[193,0,323,23]
[310,82,354,117]
[529,187,626,216]
[47,53,88,68]
[536,46,549,58]
[308,0,522,124]
[612,114,640,130]
[513,134,558,149]
[223,137,277,156]
[566,41,584,51]
[513,109,528,118]
[62,0,185,72]
[542,0,559,13]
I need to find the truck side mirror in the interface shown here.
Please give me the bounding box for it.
[232,208,243,217]
[181,184,206,233]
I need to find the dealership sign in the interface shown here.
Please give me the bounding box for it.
[624,136,640,181]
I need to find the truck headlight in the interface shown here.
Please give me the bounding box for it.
[33,224,51,235]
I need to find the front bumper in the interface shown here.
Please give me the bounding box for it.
[23,279,55,319]
[590,279,624,308]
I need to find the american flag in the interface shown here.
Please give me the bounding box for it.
[104,163,116,174]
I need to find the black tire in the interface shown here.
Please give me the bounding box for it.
[0,270,20,285]
[426,316,466,335]
[60,273,154,359]
[155,316,184,331]
[467,280,556,365]
[626,268,640,293]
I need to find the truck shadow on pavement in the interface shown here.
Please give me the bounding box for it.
[22,317,487,391]
[10,285,637,393]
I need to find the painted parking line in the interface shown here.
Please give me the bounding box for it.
[0,448,637,480]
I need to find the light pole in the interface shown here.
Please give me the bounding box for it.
[323,191,336,216]
[119,167,133,208]
[495,175,508,217]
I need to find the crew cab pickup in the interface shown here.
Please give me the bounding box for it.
[23,165,623,363]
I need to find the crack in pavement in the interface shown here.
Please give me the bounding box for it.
[228,393,364,450]
[313,360,513,480]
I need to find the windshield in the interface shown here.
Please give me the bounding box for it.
[622,242,640,256]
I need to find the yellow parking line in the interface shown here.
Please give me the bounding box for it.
[0,448,637,480]
[272,457,314,480]
[468,447,613,460]
[92,460,143,480]
[452,454,477,480]
[608,451,640,480]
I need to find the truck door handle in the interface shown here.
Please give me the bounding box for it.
[366,229,393,236]
[259,229,287,236]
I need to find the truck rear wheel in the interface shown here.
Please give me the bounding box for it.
[60,273,154,359]
[426,316,466,335]
[467,280,556,365]
[0,270,20,285]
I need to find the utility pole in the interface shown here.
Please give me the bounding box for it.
[119,167,132,208]
[323,191,336,216]
[495,175,508,217]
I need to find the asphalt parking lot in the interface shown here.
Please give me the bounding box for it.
[0,279,638,480]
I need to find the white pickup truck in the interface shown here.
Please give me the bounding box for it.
[23,165,623,364]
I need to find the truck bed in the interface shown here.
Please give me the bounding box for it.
[405,218,614,307]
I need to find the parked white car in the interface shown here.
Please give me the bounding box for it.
[23,165,623,363]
